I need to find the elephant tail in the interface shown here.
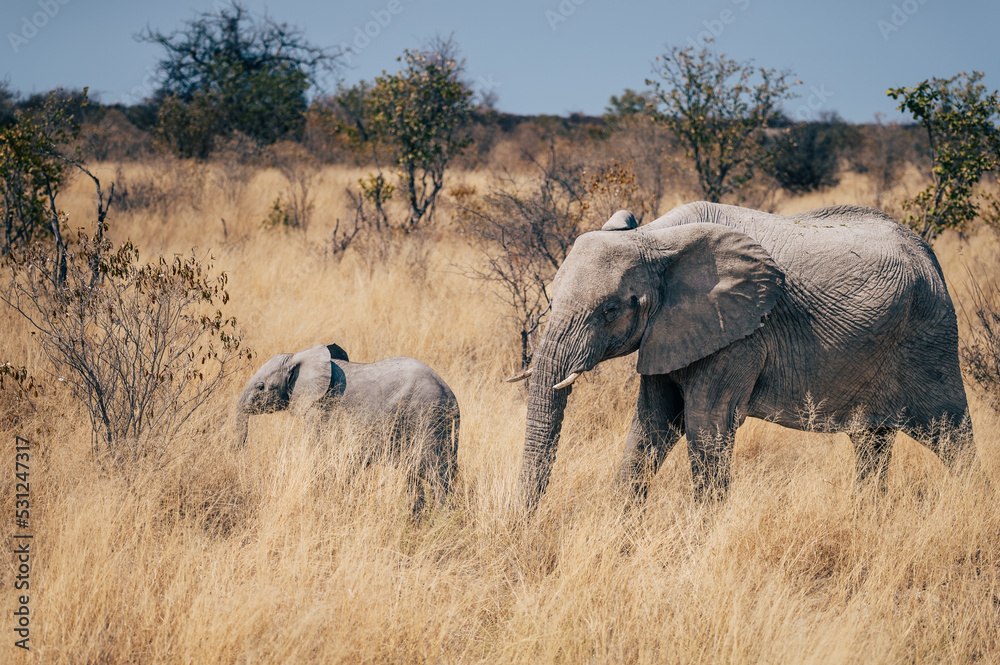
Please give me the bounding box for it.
[445,407,460,492]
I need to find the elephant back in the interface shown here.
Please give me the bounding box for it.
[646,202,950,321]
[337,357,458,418]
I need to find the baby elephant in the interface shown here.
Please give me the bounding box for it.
[235,343,460,514]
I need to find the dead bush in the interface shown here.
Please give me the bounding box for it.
[961,250,1000,408]
[456,142,588,368]
[1,175,251,462]
[269,141,318,230]
[114,158,206,218]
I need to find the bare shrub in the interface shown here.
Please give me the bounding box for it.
[602,115,677,214]
[457,144,587,368]
[847,115,915,215]
[318,179,432,278]
[1,177,250,461]
[961,251,1000,408]
[0,361,42,427]
[114,157,206,218]
[733,169,781,213]
[459,154,658,368]
[114,165,170,214]
[328,174,399,267]
[580,160,653,226]
[269,141,318,230]
[211,132,259,225]
[320,188,367,261]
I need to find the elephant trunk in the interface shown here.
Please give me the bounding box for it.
[234,389,253,447]
[234,410,249,447]
[518,327,580,511]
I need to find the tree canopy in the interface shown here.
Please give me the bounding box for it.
[138,1,341,157]
[889,71,1000,239]
[647,44,796,202]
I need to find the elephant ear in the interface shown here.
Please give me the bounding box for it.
[326,343,349,362]
[637,223,783,375]
[602,210,638,231]
[287,345,334,414]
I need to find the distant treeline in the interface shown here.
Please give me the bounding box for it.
[0,79,927,198]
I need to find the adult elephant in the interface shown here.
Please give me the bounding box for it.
[512,203,974,507]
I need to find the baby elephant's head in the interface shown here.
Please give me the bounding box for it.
[238,353,295,416]
[234,343,348,446]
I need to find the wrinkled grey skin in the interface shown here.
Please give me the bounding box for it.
[519,202,973,507]
[236,343,460,514]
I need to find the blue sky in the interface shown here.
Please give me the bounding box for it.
[2,0,997,122]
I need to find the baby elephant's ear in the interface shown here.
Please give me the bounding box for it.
[602,210,638,231]
[327,343,349,362]
[288,345,334,414]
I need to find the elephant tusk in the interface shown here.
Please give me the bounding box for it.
[553,372,579,390]
[506,368,533,383]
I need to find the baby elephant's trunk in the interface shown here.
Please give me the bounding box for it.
[233,408,250,447]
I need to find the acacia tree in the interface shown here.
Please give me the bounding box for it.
[647,44,795,202]
[139,1,341,158]
[367,38,474,231]
[888,71,1000,240]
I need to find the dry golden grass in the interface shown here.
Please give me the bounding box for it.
[3,161,1000,663]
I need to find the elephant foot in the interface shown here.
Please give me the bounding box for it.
[687,430,735,503]
[692,476,731,503]
[851,427,896,491]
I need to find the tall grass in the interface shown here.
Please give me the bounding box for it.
[2,162,999,663]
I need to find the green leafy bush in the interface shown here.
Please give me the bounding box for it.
[647,43,795,202]
[768,122,841,194]
[366,39,474,230]
[888,71,1000,239]
[1,89,83,255]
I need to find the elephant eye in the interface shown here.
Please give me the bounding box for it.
[255,383,264,391]
[602,302,622,323]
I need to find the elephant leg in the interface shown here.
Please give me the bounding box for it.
[418,439,455,510]
[408,470,427,518]
[684,400,748,501]
[678,344,762,501]
[617,374,684,503]
[404,443,430,519]
[408,413,459,518]
[432,414,460,503]
[851,427,896,488]
[685,423,739,501]
[904,411,979,474]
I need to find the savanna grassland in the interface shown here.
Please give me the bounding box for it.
[3,156,1000,665]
